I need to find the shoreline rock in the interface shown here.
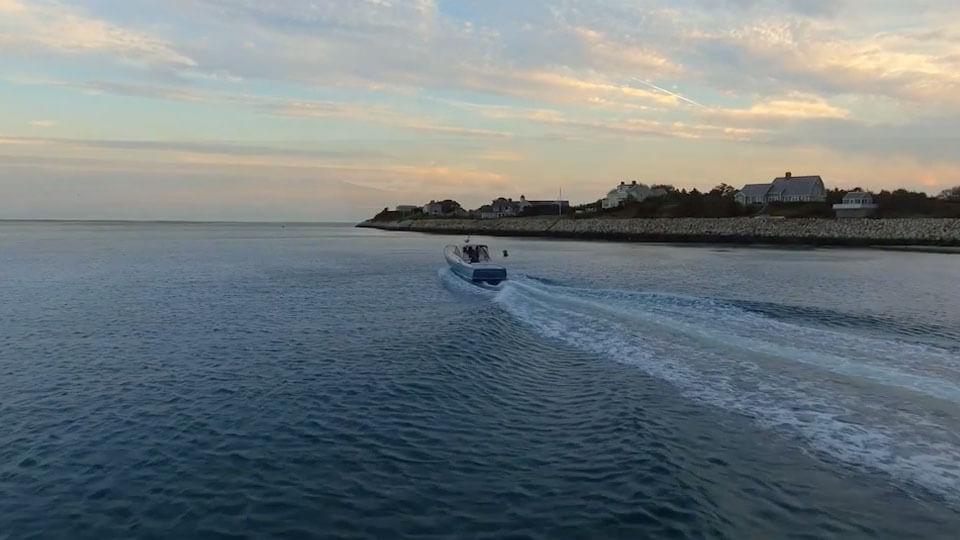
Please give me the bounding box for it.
[357,217,960,247]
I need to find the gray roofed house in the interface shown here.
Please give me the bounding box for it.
[521,195,570,216]
[478,204,497,219]
[735,183,773,205]
[735,172,827,205]
[766,173,826,202]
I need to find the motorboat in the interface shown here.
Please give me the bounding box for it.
[444,242,507,285]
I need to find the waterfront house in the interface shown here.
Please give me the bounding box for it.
[734,184,773,205]
[479,195,569,218]
[574,201,601,216]
[423,199,465,217]
[395,205,420,215]
[520,195,570,216]
[833,190,879,218]
[495,197,525,217]
[602,181,667,209]
[735,172,827,205]
[767,173,827,202]
[423,201,443,216]
[477,197,524,219]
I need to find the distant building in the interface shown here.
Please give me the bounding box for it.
[602,181,667,209]
[735,172,827,205]
[574,202,601,216]
[735,184,773,205]
[476,197,520,219]
[478,195,569,219]
[833,190,879,218]
[520,195,570,216]
[423,199,465,217]
[767,173,827,202]
[497,197,525,217]
[395,205,420,215]
[423,201,443,215]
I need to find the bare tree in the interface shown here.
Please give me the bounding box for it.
[710,183,737,197]
[939,186,960,201]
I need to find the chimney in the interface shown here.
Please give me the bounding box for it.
[785,171,792,179]
[632,180,637,185]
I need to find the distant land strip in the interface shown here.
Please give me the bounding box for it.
[357,217,960,248]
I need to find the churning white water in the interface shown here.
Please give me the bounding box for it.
[495,276,960,503]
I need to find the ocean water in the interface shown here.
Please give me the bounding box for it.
[1,221,959,539]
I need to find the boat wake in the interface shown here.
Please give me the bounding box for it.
[491,276,960,504]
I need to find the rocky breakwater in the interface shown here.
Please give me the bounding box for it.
[358,217,960,246]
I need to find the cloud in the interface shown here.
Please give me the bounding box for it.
[29,120,57,128]
[450,69,683,112]
[11,79,511,140]
[692,19,960,108]
[4,0,960,216]
[66,80,212,102]
[164,0,685,112]
[268,101,512,139]
[570,26,684,76]
[0,0,195,68]
[0,135,385,160]
[701,93,851,125]
[766,114,960,164]
[0,157,400,221]
[0,136,510,196]
[473,104,763,141]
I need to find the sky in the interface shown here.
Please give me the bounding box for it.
[2,0,960,221]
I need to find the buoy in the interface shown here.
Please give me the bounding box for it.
[502,250,509,257]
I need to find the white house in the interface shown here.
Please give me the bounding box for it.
[423,201,443,216]
[477,197,517,219]
[423,200,465,216]
[602,181,666,210]
[833,190,879,218]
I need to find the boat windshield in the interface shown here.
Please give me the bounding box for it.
[461,244,491,263]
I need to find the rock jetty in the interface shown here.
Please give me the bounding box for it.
[357,217,960,247]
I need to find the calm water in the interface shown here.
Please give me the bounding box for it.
[1,221,959,539]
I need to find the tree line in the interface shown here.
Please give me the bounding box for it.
[371,184,960,221]
[580,184,960,218]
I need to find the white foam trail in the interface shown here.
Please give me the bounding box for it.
[494,277,960,503]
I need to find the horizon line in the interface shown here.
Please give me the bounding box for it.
[0,219,361,225]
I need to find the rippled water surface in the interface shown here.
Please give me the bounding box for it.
[2,221,959,539]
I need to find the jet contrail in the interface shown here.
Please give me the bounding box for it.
[631,78,707,108]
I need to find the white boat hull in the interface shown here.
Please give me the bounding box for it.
[444,245,507,285]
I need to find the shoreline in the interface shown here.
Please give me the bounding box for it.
[357,217,960,250]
